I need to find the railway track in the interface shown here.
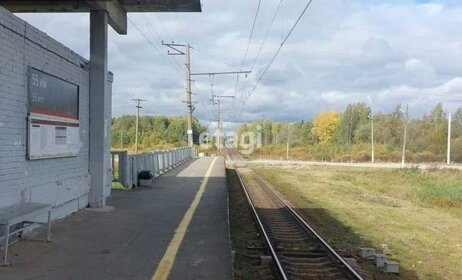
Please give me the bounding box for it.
[226,149,363,280]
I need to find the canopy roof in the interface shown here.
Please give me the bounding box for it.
[1,0,201,12]
[0,0,202,33]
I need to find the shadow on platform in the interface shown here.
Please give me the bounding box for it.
[0,157,233,280]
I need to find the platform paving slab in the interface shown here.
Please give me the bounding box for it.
[0,157,233,280]
[168,157,232,280]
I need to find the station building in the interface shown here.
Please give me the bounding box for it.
[0,0,201,221]
[0,6,113,218]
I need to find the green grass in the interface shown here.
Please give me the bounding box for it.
[417,179,462,207]
[255,165,462,280]
[111,180,131,191]
[329,168,462,209]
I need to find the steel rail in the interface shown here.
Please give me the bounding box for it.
[235,167,288,280]
[254,174,364,280]
[228,148,363,280]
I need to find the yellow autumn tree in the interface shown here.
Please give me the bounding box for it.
[312,111,340,144]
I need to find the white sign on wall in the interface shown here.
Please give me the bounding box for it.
[28,119,80,160]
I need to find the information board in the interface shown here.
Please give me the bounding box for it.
[27,67,80,160]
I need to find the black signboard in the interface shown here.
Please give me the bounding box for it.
[28,67,79,120]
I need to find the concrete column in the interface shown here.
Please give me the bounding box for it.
[172,150,175,166]
[158,152,162,173]
[89,10,109,208]
[165,151,168,169]
[119,151,129,187]
[165,151,168,170]
[156,152,160,175]
[153,152,158,176]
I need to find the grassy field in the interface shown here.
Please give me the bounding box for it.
[255,165,462,280]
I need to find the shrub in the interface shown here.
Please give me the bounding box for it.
[413,151,442,163]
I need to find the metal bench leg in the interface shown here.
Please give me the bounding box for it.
[2,224,10,266]
[46,210,51,242]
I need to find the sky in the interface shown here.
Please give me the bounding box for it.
[15,0,462,130]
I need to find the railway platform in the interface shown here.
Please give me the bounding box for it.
[0,157,233,280]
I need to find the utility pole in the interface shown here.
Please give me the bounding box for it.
[185,44,193,147]
[120,129,123,150]
[192,70,251,154]
[132,98,146,154]
[162,42,194,147]
[399,104,409,169]
[447,113,452,165]
[286,125,290,161]
[369,113,375,163]
[217,99,222,154]
[208,96,220,154]
[210,95,234,155]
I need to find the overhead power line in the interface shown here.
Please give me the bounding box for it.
[191,46,240,70]
[240,0,316,117]
[128,16,181,73]
[231,0,263,121]
[136,14,183,71]
[234,0,263,96]
[250,0,283,72]
[231,0,283,122]
[250,0,315,96]
[240,0,262,71]
[156,15,174,43]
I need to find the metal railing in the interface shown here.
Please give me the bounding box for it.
[111,147,193,188]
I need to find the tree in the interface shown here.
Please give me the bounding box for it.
[231,104,462,163]
[312,111,340,144]
[336,103,371,145]
[271,122,282,144]
[428,103,445,125]
[237,123,248,140]
[299,121,314,145]
[373,111,403,148]
[452,107,462,138]
[111,115,207,150]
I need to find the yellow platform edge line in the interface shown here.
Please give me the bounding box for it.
[151,157,218,280]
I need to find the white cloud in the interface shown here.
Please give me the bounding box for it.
[443,77,462,94]
[11,0,462,126]
[317,91,349,104]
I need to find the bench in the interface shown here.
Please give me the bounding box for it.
[0,203,52,266]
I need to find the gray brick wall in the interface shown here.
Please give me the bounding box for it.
[0,7,108,220]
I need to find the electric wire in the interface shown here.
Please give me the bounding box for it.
[249,0,315,97]
[238,0,316,118]
[136,14,183,71]
[156,15,174,43]
[250,0,283,72]
[128,16,181,73]
[191,46,240,70]
[233,0,263,98]
[231,0,284,122]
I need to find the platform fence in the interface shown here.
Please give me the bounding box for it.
[111,147,193,188]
